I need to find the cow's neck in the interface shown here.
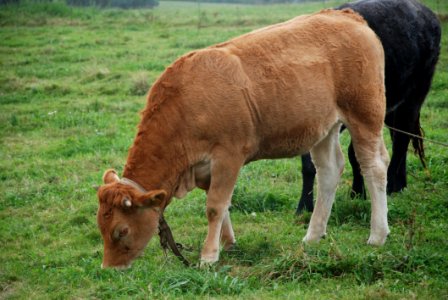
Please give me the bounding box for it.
[122,114,187,198]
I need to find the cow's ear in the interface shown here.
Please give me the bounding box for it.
[137,190,167,208]
[103,169,120,184]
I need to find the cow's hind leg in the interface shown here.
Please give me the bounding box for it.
[303,124,344,243]
[350,128,390,245]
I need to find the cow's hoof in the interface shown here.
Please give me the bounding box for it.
[199,257,218,268]
[223,241,236,251]
[302,232,325,244]
[200,250,219,267]
[367,231,389,246]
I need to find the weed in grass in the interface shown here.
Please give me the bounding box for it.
[80,65,111,83]
[129,71,150,96]
[9,114,18,127]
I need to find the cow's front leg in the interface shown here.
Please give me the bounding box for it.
[201,204,228,264]
[201,154,242,265]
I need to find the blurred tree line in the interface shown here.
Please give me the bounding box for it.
[0,0,335,6]
[184,0,327,3]
[66,0,158,8]
[0,0,159,8]
[0,0,444,13]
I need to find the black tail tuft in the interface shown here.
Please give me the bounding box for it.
[412,120,426,169]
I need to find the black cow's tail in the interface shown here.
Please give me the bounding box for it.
[412,119,426,169]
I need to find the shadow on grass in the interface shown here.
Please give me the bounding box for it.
[232,186,293,213]
[296,196,418,227]
[220,235,277,266]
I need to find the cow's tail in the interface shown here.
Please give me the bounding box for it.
[411,120,426,169]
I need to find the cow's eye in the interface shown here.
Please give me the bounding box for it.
[103,209,112,219]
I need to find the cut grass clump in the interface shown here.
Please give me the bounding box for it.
[254,245,358,284]
[129,72,150,96]
[80,66,111,83]
[251,244,448,287]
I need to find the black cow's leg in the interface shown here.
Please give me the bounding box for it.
[348,142,367,199]
[386,109,412,194]
[386,95,428,194]
[296,153,316,214]
[386,58,438,193]
[387,130,409,194]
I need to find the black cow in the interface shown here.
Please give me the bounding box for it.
[296,0,441,214]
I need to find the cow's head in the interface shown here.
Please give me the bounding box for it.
[96,169,167,269]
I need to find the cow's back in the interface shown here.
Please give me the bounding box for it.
[173,9,385,160]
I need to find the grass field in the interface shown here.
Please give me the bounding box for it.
[1,0,447,298]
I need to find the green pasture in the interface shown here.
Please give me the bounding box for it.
[1,1,447,298]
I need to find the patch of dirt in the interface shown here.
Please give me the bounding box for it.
[437,14,448,22]
[0,280,20,300]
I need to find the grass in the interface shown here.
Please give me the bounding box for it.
[1,0,447,299]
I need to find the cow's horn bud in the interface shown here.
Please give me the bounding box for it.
[123,199,132,207]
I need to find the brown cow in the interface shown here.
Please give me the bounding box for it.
[96,9,389,269]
